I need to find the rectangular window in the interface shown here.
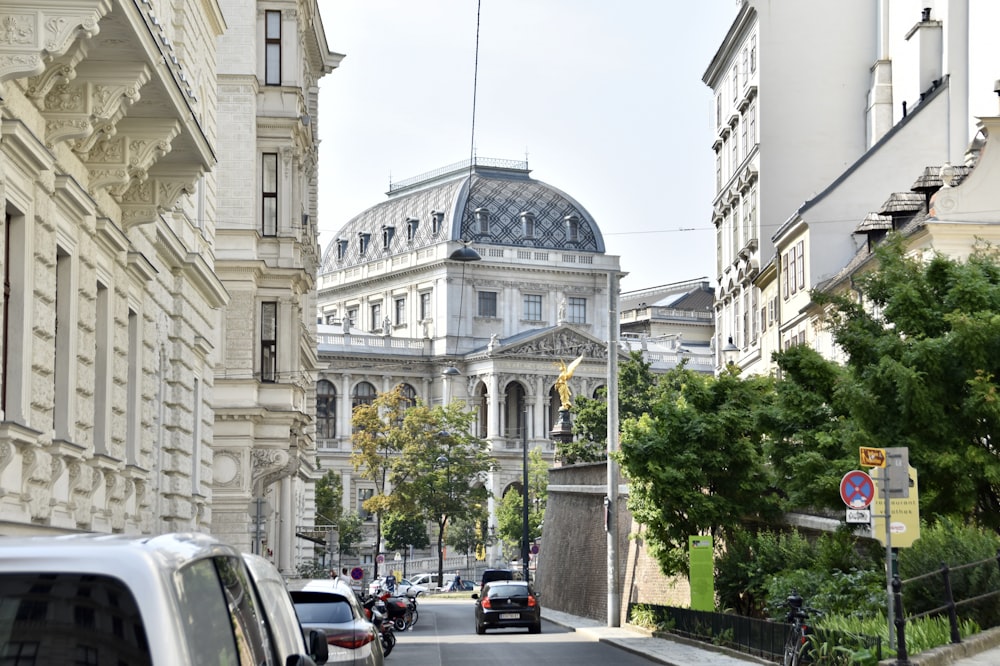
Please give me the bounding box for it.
[782,253,789,299]
[126,308,140,464]
[796,240,806,290]
[346,308,357,328]
[261,302,277,382]
[568,297,586,324]
[478,291,497,317]
[523,294,542,321]
[370,302,381,331]
[742,47,749,87]
[748,101,757,147]
[419,292,431,321]
[731,67,738,101]
[741,112,748,157]
[716,225,723,275]
[715,152,722,190]
[751,289,758,342]
[262,153,277,236]
[750,35,757,73]
[731,133,738,171]
[265,10,281,85]
[788,245,798,296]
[394,297,405,325]
[54,248,72,440]
[358,488,374,521]
[94,281,110,455]
[715,93,722,127]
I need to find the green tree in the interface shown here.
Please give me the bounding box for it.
[381,511,429,575]
[494,450,547,560]
[314,470,343,526]
[567,351,659,463]
[761,344,861,512]
[337,511,364,558]
[351,385,430,576]
[815,235,1000,529]
[389,402,493,588]
[445,503,489,566]
[616,364,782,576]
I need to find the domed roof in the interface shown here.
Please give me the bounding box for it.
[320,158,605,274]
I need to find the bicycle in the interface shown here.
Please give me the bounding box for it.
[782,590,821,666]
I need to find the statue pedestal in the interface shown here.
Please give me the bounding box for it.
[550,408,573,444]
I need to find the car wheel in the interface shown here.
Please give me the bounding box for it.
[475,620,486,635]
[529,622,541,634]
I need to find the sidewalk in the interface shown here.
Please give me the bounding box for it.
[540,607,771,666]
[540,608,1000,666]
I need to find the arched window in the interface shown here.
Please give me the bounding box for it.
[352,381,377,408]
[503,382,527,439]
[316,380,336,439]
[398,383,417,409]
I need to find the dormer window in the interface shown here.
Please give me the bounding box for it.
[431,210,444,235]
[474,208,490,235]
[520,212,535,239]
[358,232,370,256]
[382,226,395,251]
[336,238,348,261]
[406,216,419,242]
[564,215,580,242]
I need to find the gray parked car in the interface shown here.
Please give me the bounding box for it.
[243,552,329,664]
[0,532,324,665]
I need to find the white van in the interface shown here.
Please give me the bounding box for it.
[409,572,456,590]
[0,532,327,665]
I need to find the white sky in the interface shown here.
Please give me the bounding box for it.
[315,2,738,291]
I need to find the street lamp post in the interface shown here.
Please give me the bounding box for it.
[521,403,529,583]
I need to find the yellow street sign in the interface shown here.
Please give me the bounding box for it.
[871,466,920,548]
[860,447,886,468]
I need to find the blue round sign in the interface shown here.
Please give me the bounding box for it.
[840,470,875,508]
[350,567,364,580]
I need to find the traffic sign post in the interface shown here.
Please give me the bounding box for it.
[840,470,875,509]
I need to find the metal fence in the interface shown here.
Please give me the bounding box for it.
[626,603,882,664]
[890,550,1000,665]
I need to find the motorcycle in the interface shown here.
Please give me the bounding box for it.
[379,590,416,631]
[362,595,396,657]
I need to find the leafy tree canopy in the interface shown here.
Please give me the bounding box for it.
[617,364,782,576]
[815,235,1000,529]
[568,351,658,464]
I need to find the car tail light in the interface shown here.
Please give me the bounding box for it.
[527,595,537,607]
[326,627,376,650]
[481,597,492,609]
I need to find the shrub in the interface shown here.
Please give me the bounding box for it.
[897,519,1000,628]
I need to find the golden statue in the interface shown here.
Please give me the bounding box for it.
[554,355,585,410]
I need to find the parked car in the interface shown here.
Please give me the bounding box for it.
[291,579,385,665]
[0,532,320,665]
[408,572,457,590]
[473,580,542,634]
[242,553,329,665]
[367,575,428,597]
[479,568,514,589]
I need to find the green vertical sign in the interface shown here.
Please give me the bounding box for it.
[689,535,714,611]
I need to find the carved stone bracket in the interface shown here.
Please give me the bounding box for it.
[119,172,197,226]
[42,60,149,149]
[85,118,179,196]
[0,2,110,86]
[24,38,87,102]
[251,448,293,491]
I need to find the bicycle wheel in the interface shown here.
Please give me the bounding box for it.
[782,630,799,666]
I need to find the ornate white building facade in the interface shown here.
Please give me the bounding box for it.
[0,0,339,571]
[209,0,340,572]
[0,0,225,534]
[706,0,1000,376]
[315,158,622,565]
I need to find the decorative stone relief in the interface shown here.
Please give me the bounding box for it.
[214,451,242,488]
[0,4,106,84]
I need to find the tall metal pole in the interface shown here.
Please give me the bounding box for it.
[521,403,530,582]
[607,270,620,627]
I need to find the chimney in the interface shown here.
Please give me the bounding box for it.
[905,7,943,95]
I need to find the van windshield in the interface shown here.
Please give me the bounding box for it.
[0,572,153,665]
